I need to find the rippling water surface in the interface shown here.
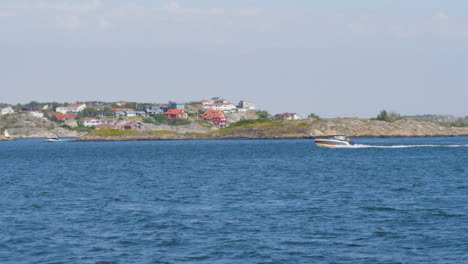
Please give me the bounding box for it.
[1,138,467,263]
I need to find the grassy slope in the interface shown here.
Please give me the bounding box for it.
[87,119,311,138]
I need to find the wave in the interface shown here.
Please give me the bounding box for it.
[332,144,468,149]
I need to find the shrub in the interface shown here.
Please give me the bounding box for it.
[229,118,270,128]
[307,113,320,119]
[77,107,99,118]
[376,110,401,122]
[153,114,169,122]
[60,124,95,132]
[256,111,270,119]
[91,129,137,137]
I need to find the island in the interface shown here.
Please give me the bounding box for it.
[2,100,468,142]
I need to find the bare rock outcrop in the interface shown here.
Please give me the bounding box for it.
[0,113,85,138]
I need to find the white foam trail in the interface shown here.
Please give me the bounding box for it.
[345,144,468,149]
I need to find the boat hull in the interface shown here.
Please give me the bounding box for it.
[315,139,353,148]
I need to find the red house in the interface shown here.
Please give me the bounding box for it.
[202,110,228,127]
[163,109,188,120]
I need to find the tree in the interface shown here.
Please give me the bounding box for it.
[77,107,99,118]
[153,114,169,122]
[376,110,401,122]
[256,111,270,119]
[25,101,42,109]
[307,113,320,119]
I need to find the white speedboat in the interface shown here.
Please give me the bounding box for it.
[315,135,355,148]
[45,136,60,142]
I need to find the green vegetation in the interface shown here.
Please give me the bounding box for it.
[91,129,137,137]
[296,122,310,128]
[48,115,61,123]
[217,119,288,135]
[229,118,272,128]
[196,119,213,128]
[168,119,191,126]
[144,114,169,125]
[307,113,320,119]
[60,124,95,133]
[375,110,401,122]
[440,122,468,128]
[11,101,63,112]
[256,111,270,119]
[77,107,99,118]
[143,114,191,126]
[216,118,312,135]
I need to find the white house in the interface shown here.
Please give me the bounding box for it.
[204,103,237,111]
[237,100,255,111]
[83,118,104,127]
[275,113,302,120]
[200,99,214,106]
[0,106,14,115]
[124,110,137,117]
[56,107,69,114]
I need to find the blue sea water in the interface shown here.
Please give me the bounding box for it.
[0,137,467,264]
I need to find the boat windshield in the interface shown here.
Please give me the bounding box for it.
[332,136,347,141]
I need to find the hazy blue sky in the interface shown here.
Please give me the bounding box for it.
[1,0,468,117]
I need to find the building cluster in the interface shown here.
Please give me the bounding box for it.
[0,97,306,130]
[0,106,15,116]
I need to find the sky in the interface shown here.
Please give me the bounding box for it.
[1,0,468,117]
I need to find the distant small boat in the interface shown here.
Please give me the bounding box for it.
[315,135,355,148]
[45,136,60,142]
[4,130,10,138]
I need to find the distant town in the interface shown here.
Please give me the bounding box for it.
[2,97,468,134]
[0,97,308,131]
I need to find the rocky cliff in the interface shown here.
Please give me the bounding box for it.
[0,113,86,138]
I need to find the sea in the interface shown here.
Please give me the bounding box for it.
[0,137,467,264]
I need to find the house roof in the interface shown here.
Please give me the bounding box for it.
[83,118,101,121]
[164,109,186,115]
[204,110,226,119]
[22,108,42,112]
[69,104,85,107]
[123,120,141,127]
[54,114,76,120]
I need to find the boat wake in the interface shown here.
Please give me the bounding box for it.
[341,144,468,149]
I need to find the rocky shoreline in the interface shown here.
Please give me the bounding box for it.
[3,117,468,142]
[0,136,14,141]
[77,118,468,142]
